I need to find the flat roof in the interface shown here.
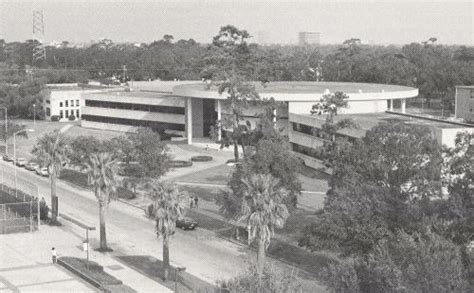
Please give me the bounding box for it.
[173,81,418,102]
[456,85,474,89]
[300,112,470,138]
[177,81,415,94]
[85,90,176,99]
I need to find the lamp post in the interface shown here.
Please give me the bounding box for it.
[13,128,34,197]
[0,106,7,154]
[33,103,36,127]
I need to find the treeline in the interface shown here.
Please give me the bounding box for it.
[1,30,474,116]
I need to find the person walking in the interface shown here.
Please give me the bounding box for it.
[194,195,199,209]
[189,196,194,209]
[51,247,57,264]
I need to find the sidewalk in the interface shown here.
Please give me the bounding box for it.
[0,222,172,293]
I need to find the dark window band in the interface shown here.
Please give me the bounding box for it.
[85,99,185,114]
[82,115,185,131]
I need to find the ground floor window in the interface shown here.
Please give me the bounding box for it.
[46,107,50,116]
[76,109,80,118]
[81,115,185,132]
[59,110,63,119]
[65,110,69,118]
[291,143,325,161]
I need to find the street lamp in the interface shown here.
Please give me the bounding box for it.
[33,104,36,127]
[0,106,7,154]
[13,128,34,198]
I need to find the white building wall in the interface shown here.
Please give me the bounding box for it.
[44,90,85,121]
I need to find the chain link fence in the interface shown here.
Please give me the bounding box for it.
[0,169,40,234]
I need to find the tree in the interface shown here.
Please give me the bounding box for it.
[84,152,119,251]
[69,136,106,169]
[239,174,289,276]
[311,91,358,168]
[146,181,186,280]
[218,77,259,160]
[125,128,170,179]
[320,230,467,293]
[31,130,69,222]
[299,123,443,255]
[0,120,26,152]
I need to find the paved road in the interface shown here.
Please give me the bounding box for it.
[0,160,298,286]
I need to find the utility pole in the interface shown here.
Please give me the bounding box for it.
[32,10,46,65]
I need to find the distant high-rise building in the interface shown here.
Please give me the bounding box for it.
[298,32,320,46]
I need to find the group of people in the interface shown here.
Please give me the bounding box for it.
[189,194,199,209]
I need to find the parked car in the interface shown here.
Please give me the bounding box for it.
[176,217,198,230]
[36,167,49,177]
[15,158,28,167]
[25,161,39,171]
[3,153,14,162]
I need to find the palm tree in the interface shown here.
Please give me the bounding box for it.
[146,181,186,280]
[84,152,119,251]
[32,130,70,223]
[239,174,289,276]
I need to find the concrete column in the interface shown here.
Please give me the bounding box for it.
[389,99,394,111]
[185,97,192,144]
[216,99,222,141]
[401,98,406,114]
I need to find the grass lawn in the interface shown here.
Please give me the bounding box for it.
[178,185,223,202]
[115,255,214,292]
[66,125,122,140]
[173,164,233,185]
[59,169,135,199]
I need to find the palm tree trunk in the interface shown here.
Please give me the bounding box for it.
[233,112,239,161]
[163,234,170,280]
[50,176,58,222]
[257,237,266,277]
[99,202,107,250]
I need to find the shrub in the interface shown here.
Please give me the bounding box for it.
[169,160,193,168]
[68,114,76,121]
[191,155,213,162]
[117,187,135,200]
[59,256,122,286]
[218,263,302,293]
[51,115,60,122]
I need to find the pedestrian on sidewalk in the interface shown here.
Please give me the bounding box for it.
[189,196,194,209]
[51,247,57,264]
[194,195,199,209]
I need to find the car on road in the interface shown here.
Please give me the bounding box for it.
[3,153,14,162]
[176,217,198,230]
[15,158,28,167]
[25,161,40,171]
[36,167,49,177]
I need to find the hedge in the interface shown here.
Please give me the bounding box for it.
[169,160,193,168]
[191,155,213,162]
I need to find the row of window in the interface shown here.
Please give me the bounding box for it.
[292,122,356,142]
[291,143,325,161]
[81,115,185,131]
[59,109,80,119]
[59,100,80,108]
[84,100,185,115]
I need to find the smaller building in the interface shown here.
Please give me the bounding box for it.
[43,84,107,122]
[455,86,474,123]
[298,32,320,46]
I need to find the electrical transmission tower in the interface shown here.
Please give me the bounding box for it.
[32,10,46,64]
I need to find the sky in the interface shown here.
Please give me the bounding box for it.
[0,0,472,45]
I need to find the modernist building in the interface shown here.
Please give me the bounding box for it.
[79,81,473,169]
[455,85,474,123]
